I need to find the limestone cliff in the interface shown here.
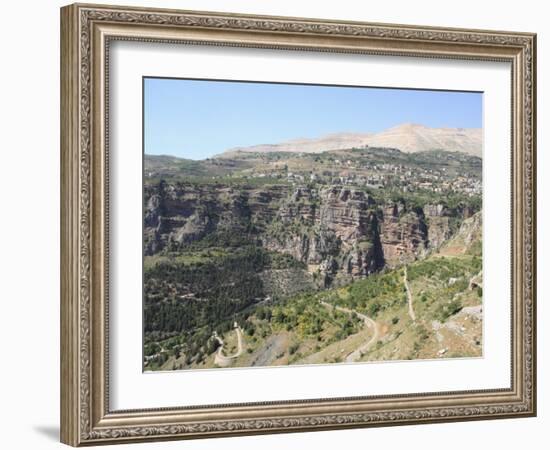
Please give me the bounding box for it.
[144,182,477,287]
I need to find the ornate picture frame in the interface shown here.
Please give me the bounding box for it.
[60,3,536,446]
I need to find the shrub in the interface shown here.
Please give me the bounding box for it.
[366,300,382,317]
[436,298,463,322]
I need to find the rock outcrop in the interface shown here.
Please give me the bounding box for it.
[379,203,427,266]
[424,203,452,251]
[439,211,482,256]
[263,186,383,285]
[144,182,478,286]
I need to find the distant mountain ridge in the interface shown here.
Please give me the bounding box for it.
[218,123,482,158]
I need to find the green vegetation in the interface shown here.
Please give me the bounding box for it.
[268,293,361,340]
[144,244,307,333]
[143,146,483,370]
[143,232,315,370]
[145,247,482,370]
[316,270,407,319]
[435,298,464,322]
[407,256,481,284]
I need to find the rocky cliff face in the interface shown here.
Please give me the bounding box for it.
[379,203,427,266]
[424,204,451,251]
[262,186,383,286]
[144,182,474,286]
[439,210,482,256]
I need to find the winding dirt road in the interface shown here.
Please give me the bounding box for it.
[213,326,244,367]
[320,301,380,363]
[403,266,416,322]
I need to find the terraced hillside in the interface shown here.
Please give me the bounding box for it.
[146,212,482,371]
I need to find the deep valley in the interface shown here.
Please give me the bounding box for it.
[143,141,483,371]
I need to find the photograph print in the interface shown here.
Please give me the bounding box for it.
[143,78,483,372]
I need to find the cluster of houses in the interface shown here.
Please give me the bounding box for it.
[159,150,482,197]
[245,162,481,197]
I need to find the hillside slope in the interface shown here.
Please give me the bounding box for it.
[218,123,482,158]
[148,211,482,370]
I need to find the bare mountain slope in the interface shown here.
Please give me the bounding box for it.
[366,124,482,156]
[219,123,482,158]
[221,132,373,156]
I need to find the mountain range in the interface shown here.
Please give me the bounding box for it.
[218,123,482,158]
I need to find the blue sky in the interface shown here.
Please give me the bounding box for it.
[144,77,482,160]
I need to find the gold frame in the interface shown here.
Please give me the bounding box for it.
[60,3,537,446]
